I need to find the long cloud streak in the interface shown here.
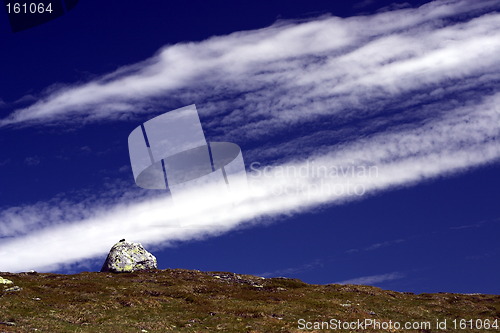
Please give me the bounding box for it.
[1,0,500,272]
[1,91,499,272]
[2,0,499,130]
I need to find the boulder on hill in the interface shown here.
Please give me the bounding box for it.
[100,239,157,273]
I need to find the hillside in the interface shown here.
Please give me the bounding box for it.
[1,269,499,332]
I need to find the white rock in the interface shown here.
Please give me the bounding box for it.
[100,239,157,273]
[0,277,13,285]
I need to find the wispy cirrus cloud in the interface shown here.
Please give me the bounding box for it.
[1,0,500,272]
[256,259,325,278]
[1,90,499,272]
[346,238,406,254]
[1,0,499,133]
[334,272,405,285]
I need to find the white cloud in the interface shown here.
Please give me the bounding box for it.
[346,239,405,253]
[257,259,324,278]
[1,0,499,131]
[1,92,499,272]
[1,0,500,272]
[334,272,404,285]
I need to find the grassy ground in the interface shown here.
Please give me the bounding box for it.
[0,269,499,332]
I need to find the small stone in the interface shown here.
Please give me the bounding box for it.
[0,277,14,285]
[5,286,22,292]
[0,321,16,326]
[33,297,41,301]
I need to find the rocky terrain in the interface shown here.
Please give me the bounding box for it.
[1,269,499,332]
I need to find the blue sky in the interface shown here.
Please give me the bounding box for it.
[1,0,499,294]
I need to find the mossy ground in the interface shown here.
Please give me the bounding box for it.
[0,269,499,332]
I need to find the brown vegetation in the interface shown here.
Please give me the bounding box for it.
[0,269,499,332]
